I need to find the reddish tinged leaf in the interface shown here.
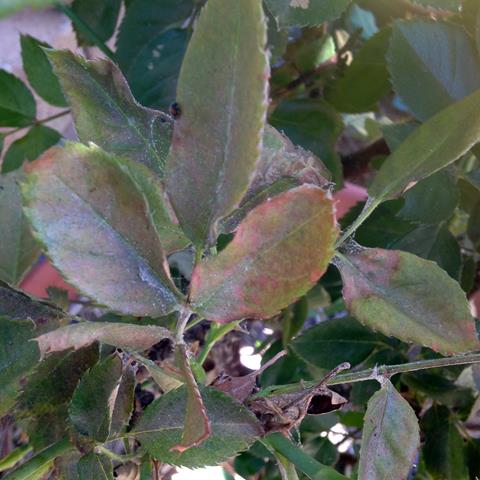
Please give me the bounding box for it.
[190,185,337,323]
[358,379,420,480]
[22,143,181,316]
[36,322,172,358]
[171,345,211,452]
[336,248,479,354]
[165,0,269,247]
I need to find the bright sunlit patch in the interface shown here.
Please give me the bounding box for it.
[172,466,244,480]
[239,345,262,370]
[262,327,274,335]
[328,423,353,454]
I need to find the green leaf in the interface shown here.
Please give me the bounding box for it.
[77,453,113,480]
[325,28,391,113]
[116,0,194,77]
[335,248,479,354]
[421,405,469,480]
[0,445,32,473]
[358,379,419,480]
[132,353,184,392]
[381,121,417,151]
[264,433,346,480]
[71,0,121,46]
[47,50,171,176]
[264,0,351,27]
[0,70,35,127]
[122,28,190,111]
[165,0,269,247]
[0,280,66,327]
[110,365,135,437]
[0,171,41,285]
[290,317,388,370]
[69,355,123,441]
[20,35,67,107]
[2,125,61,174]
[388,20,480,121]
[131,385,262,468]
[398,170,458,224]
[171,345,211,452]
[0,317,40,417]
[35,321,172,357]
[368,88,480,202]
[394,224,461,280]
[23,143,181,316]
[190,186,337,322]
[17,345,99,417]
[270,99,344,186]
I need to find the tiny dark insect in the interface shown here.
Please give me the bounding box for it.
[169,102,181,118]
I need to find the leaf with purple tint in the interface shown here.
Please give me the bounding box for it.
[23,143,181,316]
[336,247,479,354]
[190,185,337,323]
[358,379,420,480]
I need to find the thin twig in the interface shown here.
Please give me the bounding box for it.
[3,110,71,138]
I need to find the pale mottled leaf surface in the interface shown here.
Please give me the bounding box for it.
[336,248,478,354]
[166,0,269,246]
[358,380,420,480]
[0,171,40,285]
[69,355,123,442]
[48,50,171,175]
[388,20,480,121]
[171,345,211,452]
[132,386,262,468]
[369,88,480,201]
[23,143,180,316]
[190,185,337,322]
[265,0,350,27]
[36,322,172,357]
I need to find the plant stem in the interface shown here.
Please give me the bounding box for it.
[334,196,381,249]
[4,110,71,138]
[54,2,115,60]
[253,352,480,397]
[196,320,241,365]
[2,438,74,480]
[94,445,139,464]
[175,308,192,343]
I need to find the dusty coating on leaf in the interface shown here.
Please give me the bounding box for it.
[35,322,172,358]
[337,248,479,354]
[358,380,420,480]
[165,0,269,247]
[22,143,181,317]
[190,185,338,322]
[171,345,211,452]
[47,50,172,176]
